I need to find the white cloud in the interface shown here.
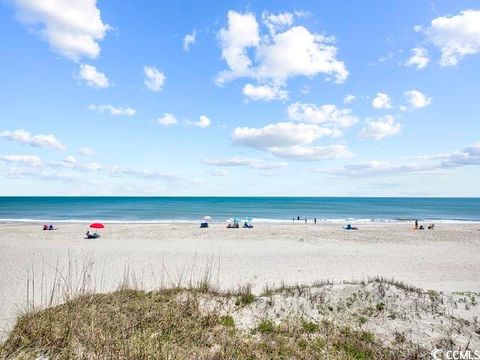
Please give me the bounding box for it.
[233,122,338,149]
[78,147,95,156]
[89,104,136,116]
[242,83,288,101]
[343,94,356,104]
[405,47,430,69]
[203,157,287,170]
[51,158,102,171]
[321,161,437,177]
[440,142,480,167]
[262,11,294,34]
[358,115,402,140]
[1,129,66,151]
[404,90,432,108]
[399,105,408,112]
[268,144,351,161]
[144,66,166,92]
[211,170,229,176]
[232,122,350,161]
[256,26,348,84]
[321,141,480,177]
[157,113,178,127]
[109,167,202,187]
[217,11,260,83]
[216,11,348,86]
[426,9,480,66]
[372,92,392,109]
[194,115,211,128]
[183,29,196,51]
[13,0,109,61]
[78,64,109,88]
[2,168,77,182]
[0,154,42,167]
[287,102,358,129]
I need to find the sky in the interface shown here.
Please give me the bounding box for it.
[0,0,479,196]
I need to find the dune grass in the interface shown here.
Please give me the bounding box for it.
[0,286,401,360]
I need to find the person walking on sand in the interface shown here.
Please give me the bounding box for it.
[314,217,317,224]
[305,217,307,224]
[414,219,418,230]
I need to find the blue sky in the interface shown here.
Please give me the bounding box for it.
[0,0,479,196]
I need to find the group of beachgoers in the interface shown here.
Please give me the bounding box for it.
[414,219,435,230]
[200,218,254,229]
[293,216,317,224]
[293,216,357,230]
[226,220,253,229]
[41,224,103,239]
[42,219,435,234]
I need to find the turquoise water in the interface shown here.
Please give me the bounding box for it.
[0,197,479,223]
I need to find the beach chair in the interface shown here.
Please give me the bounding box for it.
[243,222,254,228]
[86,233,101,239]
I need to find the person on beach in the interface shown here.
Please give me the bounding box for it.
[314,217,317,224]
[415,219,418,229]
[297,216,300,221]
[305,218,307,224]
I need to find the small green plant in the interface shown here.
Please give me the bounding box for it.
[302,321,320,333]
[312,338,326,350]
[335,340,375,360]
[220,315,235,328]
[358,316,368,325]
[376,302,385,311]
[257,319,275,334]
[360,331,375,343]
[235,293,256,306]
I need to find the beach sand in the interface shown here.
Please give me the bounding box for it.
[1,222,480,337]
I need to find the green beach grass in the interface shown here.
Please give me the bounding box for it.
[1,286,408,360]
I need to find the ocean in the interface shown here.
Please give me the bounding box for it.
[0,197,479,223]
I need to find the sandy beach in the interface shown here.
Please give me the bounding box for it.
[1,221,480,337]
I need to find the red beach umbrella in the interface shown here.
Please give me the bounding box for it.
[90,223,105,229]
